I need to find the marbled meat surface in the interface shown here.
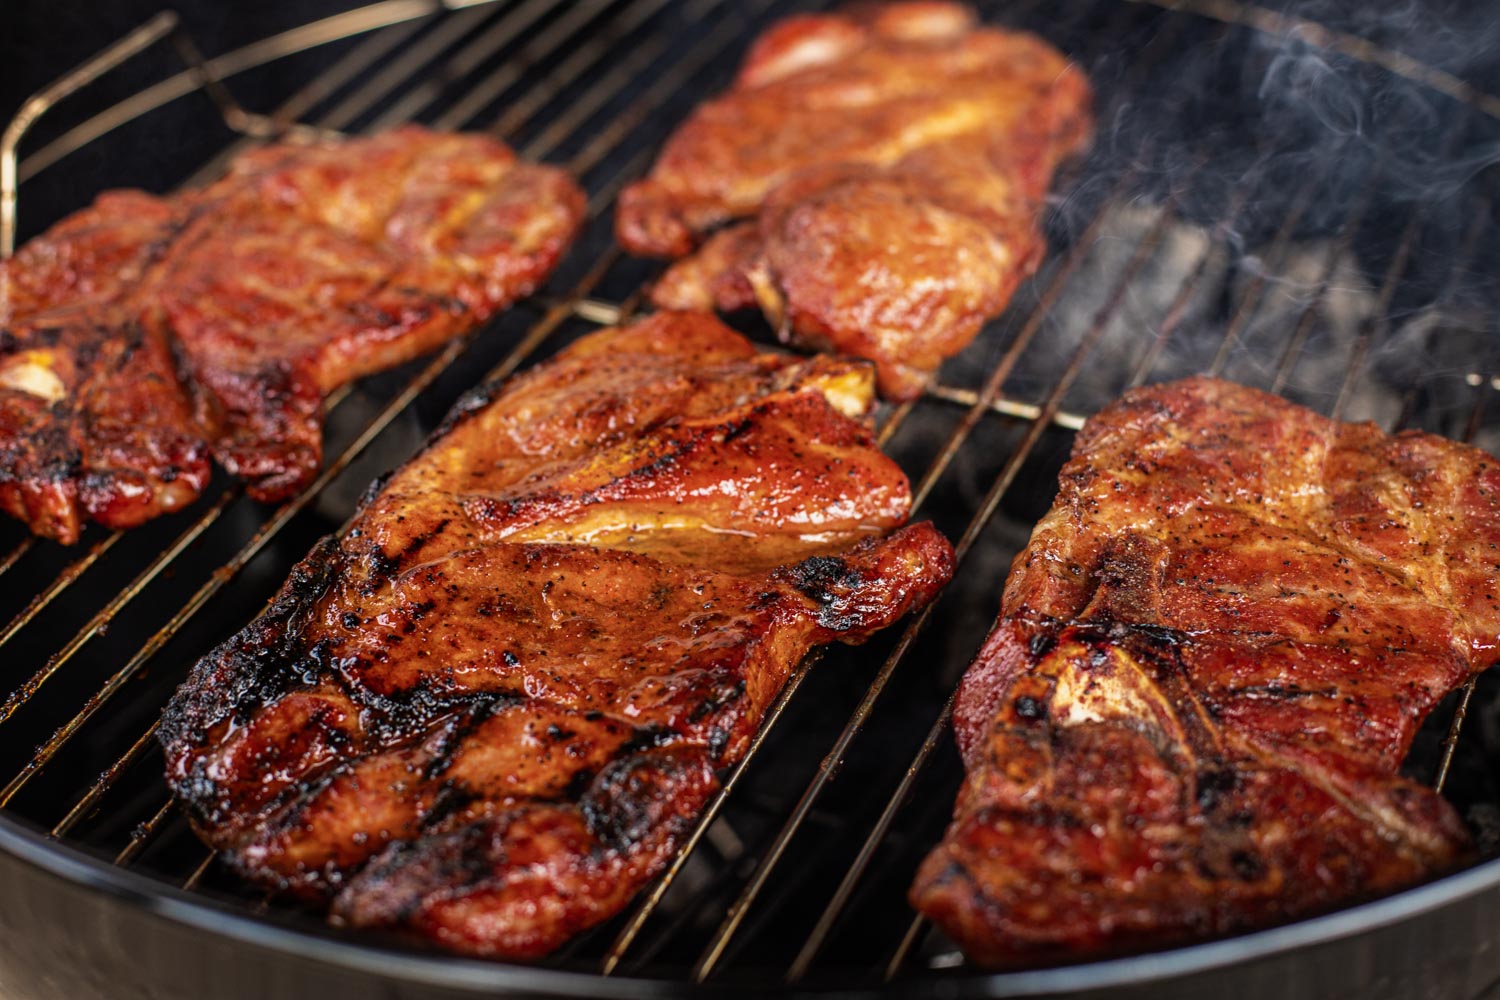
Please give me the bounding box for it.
[161,312,954,958]
[912,376,1500,964]
[0,125,583,542]
[618,2,1092,400]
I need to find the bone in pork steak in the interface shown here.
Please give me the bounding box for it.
[160,311,954,959]
[618,2,1092,400]
[911,376,1500,964]
[0,125,583,543]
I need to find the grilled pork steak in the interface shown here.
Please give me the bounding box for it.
[618,1,1092,400]
[161,312,954,958]
[0,126,584,543]
[912,376,1500,964]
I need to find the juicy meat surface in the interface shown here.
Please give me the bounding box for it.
[0,125,584,543]
[160,312,954,959]
[911,377,1500,965]
[619,2,1092,400]
[0,194,211,541]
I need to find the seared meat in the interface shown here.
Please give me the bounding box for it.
[618,2,1092,400]
[911,377,1500,965]
[0,126,584,543]
[160,312,954,959]
[0,194,211,540]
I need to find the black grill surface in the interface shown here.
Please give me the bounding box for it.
[2,1,1499,997]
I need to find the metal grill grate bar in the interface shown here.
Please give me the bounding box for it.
[14,0,463,184]
[115,800,175,867]
[0,539,31,579]
[1393,190,1491,434]
[1204,175,1322,378]
[363,0,567,131]
[0,492,235,734]
[1428,203,1499,789]
[909,143,1163,509]
[1321,119,1475,422]
[599,652,823,974]
[545,0,779,172]
[291,4,500,135]
[1263,176,1382,392]
[2,11,182,254]
[180,17,436,186]
[1329,212,1431,421]
[482,0,706,148]
[437,0,678,132]
[1125,165,1262,389]
[0,534,120,653]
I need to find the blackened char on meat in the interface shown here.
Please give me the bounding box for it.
[161,312,954,958]
[912,376,1500,965]
[0,126,584,543]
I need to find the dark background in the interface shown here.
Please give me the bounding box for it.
[2,0,368,244]
[2,1,357,117]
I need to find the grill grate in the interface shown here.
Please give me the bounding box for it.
[2,0,1499,993]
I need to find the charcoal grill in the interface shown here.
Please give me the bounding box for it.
[3,1,1500,997]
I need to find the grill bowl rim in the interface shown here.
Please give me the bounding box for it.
[5,810,1500,997]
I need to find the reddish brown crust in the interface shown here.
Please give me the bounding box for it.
[0,315,211,542]
[333,747,720,958]
[160,313,955,958]
[911,377,1500,965]
[620,1,1092,399]
[0,126,584,542]
[0,191,204,542]
[650,223,763,314]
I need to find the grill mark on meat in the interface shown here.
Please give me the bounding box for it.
[622,1,1092,400]
[0,126,584,543]
[161,536,344,755]
[912,375,1500,965]
[160,313,953,957]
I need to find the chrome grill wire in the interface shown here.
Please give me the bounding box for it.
[0,0,1494,990]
